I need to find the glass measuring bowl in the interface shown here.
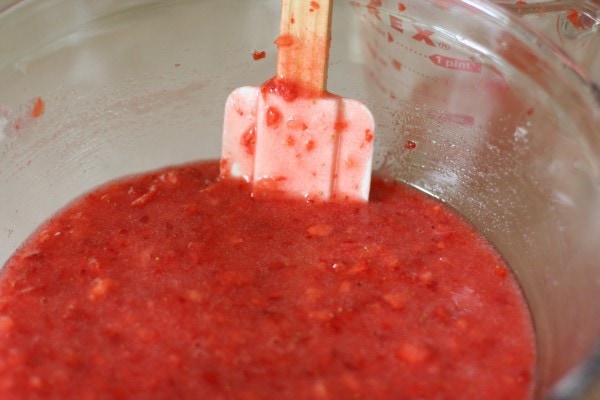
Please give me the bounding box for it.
[0,0,599,398]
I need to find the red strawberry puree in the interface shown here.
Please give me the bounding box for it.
[0,161,534,399]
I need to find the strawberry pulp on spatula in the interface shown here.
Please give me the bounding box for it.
[220,0,375,202]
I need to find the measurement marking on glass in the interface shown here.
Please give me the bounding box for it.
[429,54,482,73]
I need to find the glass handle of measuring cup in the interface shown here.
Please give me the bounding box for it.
[493,0,600,83]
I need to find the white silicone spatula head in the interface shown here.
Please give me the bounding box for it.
[220,0,375,202]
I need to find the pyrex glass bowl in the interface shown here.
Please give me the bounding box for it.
[1,0,599,398]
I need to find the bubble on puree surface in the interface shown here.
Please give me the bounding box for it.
[0,161,534,399]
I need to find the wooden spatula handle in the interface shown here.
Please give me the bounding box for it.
[275,0,333,96]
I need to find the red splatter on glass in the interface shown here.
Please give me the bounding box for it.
[405,140,417,150]
[566,9,583,29]
[31,97,45,118]
[252,51,266,61]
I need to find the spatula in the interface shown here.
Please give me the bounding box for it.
[220,0,375,202]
